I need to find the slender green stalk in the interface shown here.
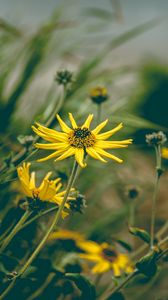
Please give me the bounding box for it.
[21,206,57,230]
[27,272,55,300]
[44,84,66,128]
[129,202,135,227]
[0,161,79,300]
[150,145,162,250]
[131,220,168,260]
[0,224,14,244]
[97,104,102,124]
[99,270,138,300]
[0,210,30,253]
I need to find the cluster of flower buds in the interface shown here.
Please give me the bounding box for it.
[145,131,167,146]
[69,193,87,214]
[17,135,34,149]
[55,70,74,86]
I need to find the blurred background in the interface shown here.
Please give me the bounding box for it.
[0,0,168,299]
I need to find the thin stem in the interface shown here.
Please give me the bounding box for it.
[19,206,58,231]
[27,272,55,300]
[99,270,138,300]
[0,210,30,253]
[158,235,168,247]
[129,202,135,227]
[97,104,102,125]
[131,220,168,260]
[150,145,162,250]
[44,84,66,128]
[0,161,79,300]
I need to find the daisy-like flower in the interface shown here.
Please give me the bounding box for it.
[32,113,132,168]
[77,240,133,276]
[17,162,74,217]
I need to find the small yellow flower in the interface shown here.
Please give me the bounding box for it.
[48,229,84,242]
[17,162,74,217]
[77,240,133,276]
[161,147,168,159]
[90,86,108,104]
[32,113,132,168]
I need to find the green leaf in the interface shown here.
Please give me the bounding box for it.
[136,250,159,278]
[115,239,132,252]
[129,226,150,244]
[65,273,96,300]
[109,113,166,130]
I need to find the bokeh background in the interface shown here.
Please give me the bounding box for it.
[0,0,168,299]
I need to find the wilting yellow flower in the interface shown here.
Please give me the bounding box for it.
[32,113,132,168]
[162,147,168,159]
[77,240,133,276]
[48,229,84,242]
[17,162,74,216]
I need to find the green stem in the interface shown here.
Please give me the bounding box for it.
[44,84,66,128]
[150,145,162,250]
[129,202,135,227]
[27,272,55,300]
[0,210,30,253]
[99,270,138,300]
[20,206,57,230]
[97,104,102,124]
[131,220,168,260]
[0,161,79,300]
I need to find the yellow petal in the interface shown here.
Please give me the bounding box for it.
[75,148,86,168]
[81,114,94,129]
[56,114,71,133]
[55,147,75,161]
[112,263,121,277]
[69,113,78,129]
[95,141,129,149]
[92,261,110,273]
[35,142,69,150]
[19,179,32,198]
[162,147,168,159]
[32,124,67,142]
[42,171,52,181]
[94,147,123,163]
[86,147,107,163]
[96,123,123,140]
[29,172,36,189]
[92,119,108,135]
[37,149,65,162]
[77,240,101,254]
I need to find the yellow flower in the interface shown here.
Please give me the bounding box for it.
[162,147,168,159]
[48,229,84,242]
[90,86,108,104]
[17,162,74,217]
[32,113,132,168]
[77,240,133,276]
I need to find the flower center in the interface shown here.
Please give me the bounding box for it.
[32,188,40,199]
[68,127,95,148]
[101,247,117,262]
